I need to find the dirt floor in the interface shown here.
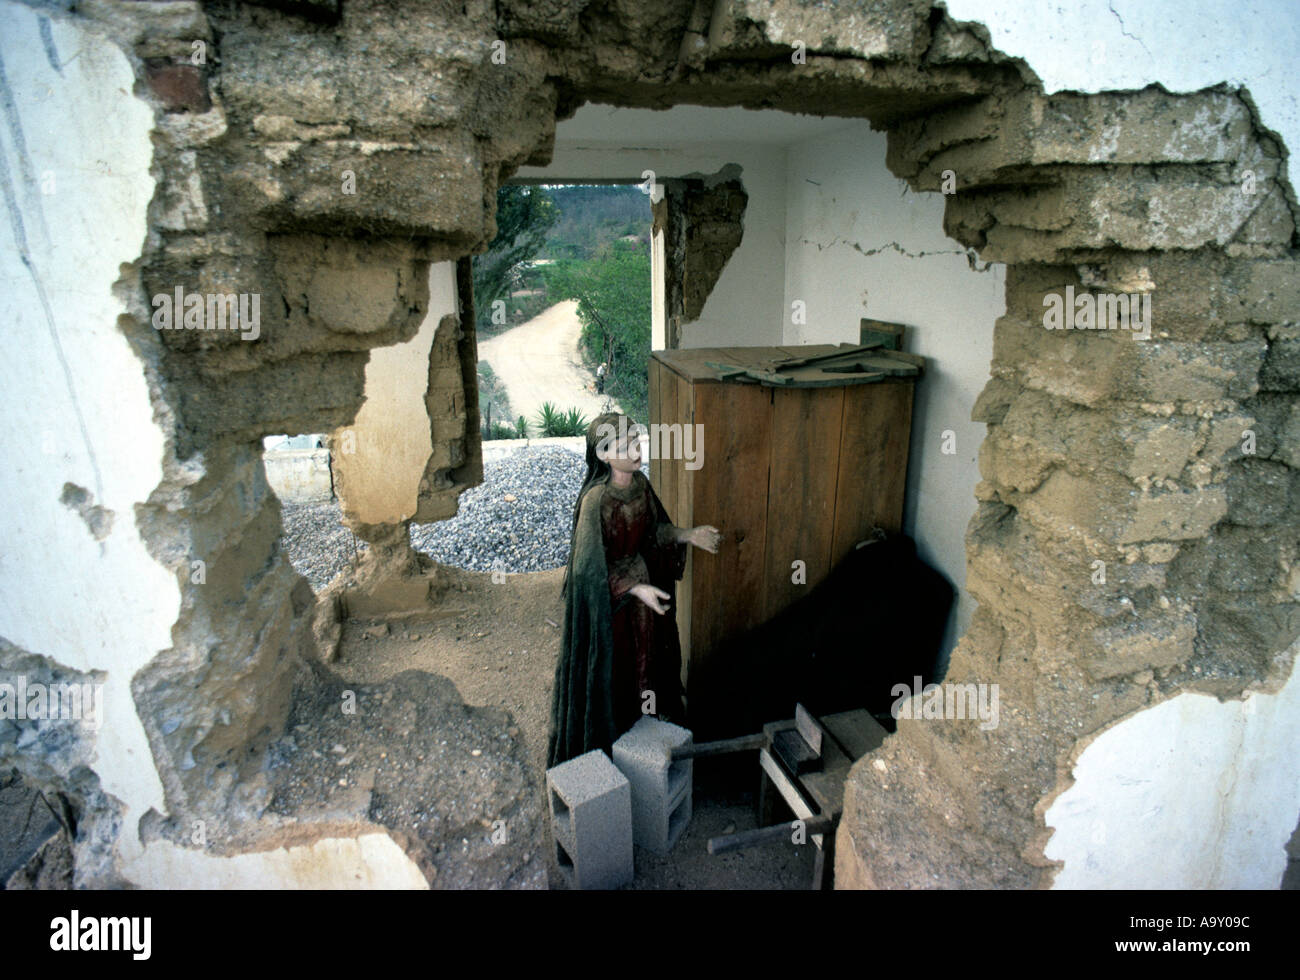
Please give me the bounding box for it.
[329,562,818,889]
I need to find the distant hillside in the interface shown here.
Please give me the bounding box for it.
[539,184,652,261]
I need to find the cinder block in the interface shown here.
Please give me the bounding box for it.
[546,749,633,889]
[612,716,693,855]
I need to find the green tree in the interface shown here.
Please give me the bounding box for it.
[472,184,559,334]
[544,239,652,422]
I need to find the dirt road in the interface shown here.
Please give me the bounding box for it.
[477,300,620,434]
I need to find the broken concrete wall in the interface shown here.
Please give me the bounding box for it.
[1,0,548,886]
[838,68,1298,886]
[946,0,1300,197]
[3,0,1296,890]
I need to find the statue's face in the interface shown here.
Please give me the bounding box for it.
[596,422,643,471]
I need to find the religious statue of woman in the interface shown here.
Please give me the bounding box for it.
[547,413,722,769]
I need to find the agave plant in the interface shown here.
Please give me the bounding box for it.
[534,401,562,436]
[515,415,530,439]
[560,407,589,436]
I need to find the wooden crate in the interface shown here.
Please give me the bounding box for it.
[648,345,916,704]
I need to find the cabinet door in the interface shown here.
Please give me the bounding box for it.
[763,386,844,624]
[689,381,773,685]
[830,381,914,569]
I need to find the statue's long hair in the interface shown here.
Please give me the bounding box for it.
[561,412,633,599]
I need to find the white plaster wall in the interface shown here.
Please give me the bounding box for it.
[332,261,457,525]
[1044,642,1300,888]
[264,448,333,504]
[0,1,173,866]
[950,0,1300,195]
[782,122,1004,658]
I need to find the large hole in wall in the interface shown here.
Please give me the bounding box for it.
[298,104,1004,887]
[405,181,655,575]
[260,433,364,595]
[54,0,1293,888]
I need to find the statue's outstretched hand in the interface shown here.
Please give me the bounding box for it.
[629,583,671,614]
[686,525,722,553]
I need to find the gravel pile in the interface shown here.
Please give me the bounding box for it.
[277,499,366,592]
[278,446,650,589]
[412,445,648,572]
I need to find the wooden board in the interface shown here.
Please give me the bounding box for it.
[823,709,887,761]
[829,381,914,568]
[859,318,906,351]
[688,380,772,689]
[763,385,844,623]
[762,709,881,819]
[655,345,846,384]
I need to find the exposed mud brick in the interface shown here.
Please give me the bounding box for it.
[892,89,1261,189]
[242,0,341,20]
[980,390,1213,487]
[176,352,370,449]
[1261,339,1300,391]
[145,61,211,112]
[1089,613,1197,680]
[1224,459,1292,526]
[707,0,932,61]
[1004,467,1228,546]
[1131,341,1267,403]
[947,162,1291,264]
[1185,599,1300,688]
[498,0,589,42]
[1169,525,1292,596]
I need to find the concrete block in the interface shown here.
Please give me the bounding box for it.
[546,750,633,889]
[612,716,693,855]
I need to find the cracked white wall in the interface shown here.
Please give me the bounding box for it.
[783,122,1005,659]
[0,1,173,865]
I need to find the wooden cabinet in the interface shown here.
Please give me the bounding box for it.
[648,345,917,704]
